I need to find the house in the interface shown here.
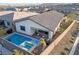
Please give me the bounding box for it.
[0,10,64,54]
[14,10,64,41]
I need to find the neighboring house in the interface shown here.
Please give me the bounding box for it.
[0,11,14,28]
[14,10,64,41]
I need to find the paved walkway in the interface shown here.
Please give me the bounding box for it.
[69,33,79,55]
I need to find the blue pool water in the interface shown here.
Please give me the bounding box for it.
[23,42,34,49]
[5,33,40,50]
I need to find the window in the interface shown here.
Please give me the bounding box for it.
[7,22,10,26]
[0,20,4,25]
[20,25,25,31]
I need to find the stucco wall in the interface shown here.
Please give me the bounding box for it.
[15,20,53,39]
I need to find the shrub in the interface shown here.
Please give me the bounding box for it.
[60,52,66,55]
[69,40,74,44]
[64,48,70,51]
[60,19,73,31]
[71,37,75,40]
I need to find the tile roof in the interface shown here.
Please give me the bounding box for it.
[13,12,38,21]
[30,10,64,31]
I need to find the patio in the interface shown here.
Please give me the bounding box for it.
[32,31,48,40]
[32,29,49,43]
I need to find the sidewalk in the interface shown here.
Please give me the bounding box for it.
[69,33,79,55]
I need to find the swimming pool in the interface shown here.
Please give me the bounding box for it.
[5,33,40,51]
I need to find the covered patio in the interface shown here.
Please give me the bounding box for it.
[31,28,49,41]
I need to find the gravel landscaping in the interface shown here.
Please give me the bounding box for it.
[49,21,79,55]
